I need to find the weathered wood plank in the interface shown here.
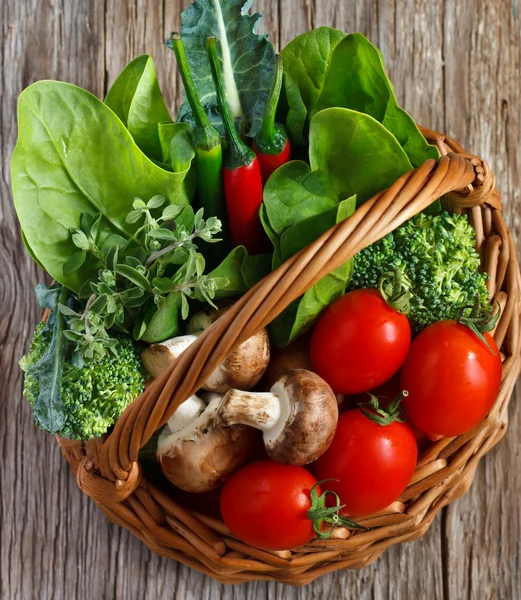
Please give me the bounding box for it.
[0,1,519,599]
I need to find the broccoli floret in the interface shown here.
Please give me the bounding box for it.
[21,325,146,440]
[350,211,490,329]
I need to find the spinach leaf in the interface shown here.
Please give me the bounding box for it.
[281,30,438,166]
[175,0,276,137]
[205,246,271,299]
[25,284,70,433]
[280,26,346,146]
[263,107,413,236]
[268,197,356,347]
[11,81,195,292]
[312,34,439,167]
[105,55,172,161]
[158,122,196,172]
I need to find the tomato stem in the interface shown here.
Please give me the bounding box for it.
[358,391,408,426]
[457,295,501,353]
[307,481,366,539]
[379,268,412,314]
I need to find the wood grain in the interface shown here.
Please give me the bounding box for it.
[0,0,519,598]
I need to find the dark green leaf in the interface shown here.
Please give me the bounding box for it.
[175,0,276,137]
[26,286,69,433]
[115,264,153,292]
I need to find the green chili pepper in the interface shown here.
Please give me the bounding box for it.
[168,33,228,264]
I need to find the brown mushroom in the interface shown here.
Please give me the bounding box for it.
[141,307,270,392]
[213,369,338,465]
[157,394,257,493]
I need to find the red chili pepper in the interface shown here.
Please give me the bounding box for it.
[253,54,291,183]
[206,37,266,254]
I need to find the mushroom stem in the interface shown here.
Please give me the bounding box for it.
[215,388,291,433]
[167,395,206,433]
[214,369,338,466]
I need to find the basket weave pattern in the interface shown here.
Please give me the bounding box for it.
[57,129,521,585]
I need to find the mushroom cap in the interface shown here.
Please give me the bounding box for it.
[141,334,198,379]
[157,395,257,493]
[203,328,271,393]
[266,369,338,466]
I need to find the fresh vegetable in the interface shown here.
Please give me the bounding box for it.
[310,289,411,394]
[263,108,413,237]
[350,211,491,330]
[157,394,257,492]
[203,245,271,300]
[60,198,225,352]
[266,197,356,347]
[177,0,276,137]
[280,29,439,167]
[401,321,502,439]
[214,369,338,465]
[142,305,270,392]
[220,460,360,550]
[11,81,195,292]
[105,54,172,161]
[20,315,146,440]
[206,37,265,254]
[167,34,226,243]
[253,55,291,182]
[315,395,418,517]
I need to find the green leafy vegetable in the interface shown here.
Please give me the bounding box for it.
[21,317,146,439]
[11,81,195,292]
[19,284,70,433]
[263,107,413,237]
[158,122,196,172]
[175,0,276,137]
[350,211,490,329]
[280,26,346,146]
[281,29,438,166]
[64,197,226,349]
[311,33,439,167]
[268,197,356,347]
[205,246,271,299]
[105,55,172,161]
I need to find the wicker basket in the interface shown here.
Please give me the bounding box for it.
[56,128,521,585]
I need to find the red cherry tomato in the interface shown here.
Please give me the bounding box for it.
[220,460,320,550]
[401,321,502,439]
[310,289,411,394]
[315,408,417,517]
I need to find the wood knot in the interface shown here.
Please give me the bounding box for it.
[76,458,141,503]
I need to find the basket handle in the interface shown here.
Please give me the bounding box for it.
[79,142,496,499]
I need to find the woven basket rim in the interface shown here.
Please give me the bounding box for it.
[55,127,521,585]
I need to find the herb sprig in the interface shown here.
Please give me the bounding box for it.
[58,195,227,361]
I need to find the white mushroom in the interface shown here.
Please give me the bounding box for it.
[213,369,338,466]
[157,394,257,493]
[141,306,270,393]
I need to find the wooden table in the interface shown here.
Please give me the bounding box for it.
[1,1,520,598]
